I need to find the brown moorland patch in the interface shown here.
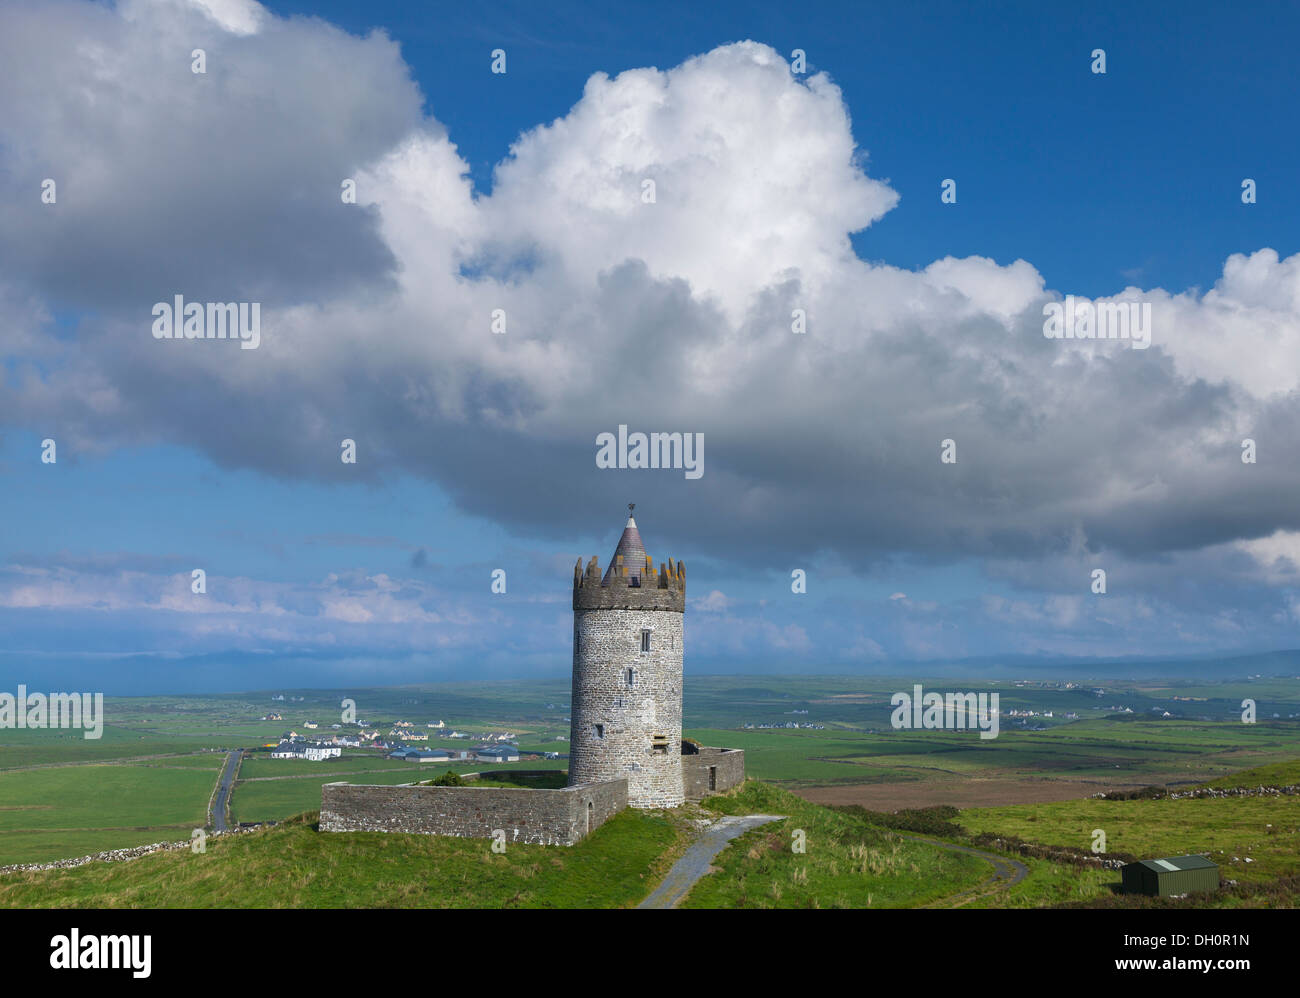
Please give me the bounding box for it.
[793,777,1142,811]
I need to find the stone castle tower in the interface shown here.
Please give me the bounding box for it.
[569,506,685,808]
[322,510,741,842]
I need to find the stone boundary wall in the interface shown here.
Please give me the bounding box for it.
[320,779,627,846]
[683,747,746,801]
[0,827,255,876]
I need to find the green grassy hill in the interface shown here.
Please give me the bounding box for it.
[2,771,1298,908]
[0,781,994,909]
[953,760,1300,907]
[0,808,686,909]
[684,782,988,908]
[0,762,220,866]
[960,759,1300,877]
[2,676,1297,872]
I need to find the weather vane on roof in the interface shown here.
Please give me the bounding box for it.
[628,502,635,514]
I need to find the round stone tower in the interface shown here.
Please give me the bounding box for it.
[569,506,685,808]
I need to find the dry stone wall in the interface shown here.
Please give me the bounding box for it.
[319,779,627,846]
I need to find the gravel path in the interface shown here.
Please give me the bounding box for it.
[899,834,1029,906]
[638,814,785,909]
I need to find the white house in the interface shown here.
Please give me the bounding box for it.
[271,741,341,761]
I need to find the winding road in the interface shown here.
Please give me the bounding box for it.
[638,814,786,909]
[210,751,242,832]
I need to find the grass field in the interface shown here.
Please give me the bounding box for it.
[231,770,423,824]
[958,760,1300,890]
[680,782,988,908]
[0,763,216,865]
[1205,759,1300,788]
[236,754,411,780]
[118,756,228,771]
[230,760,569,822]
[0,810,687,908]
[0,784,1003,909]
[960,796,1300,884]
[688,719,1300,789]
[1,769,1298,907]
[962,859,1117,908]
[0,740,229,771]
[0,673,1298,895]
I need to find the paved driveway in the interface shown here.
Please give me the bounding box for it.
[211,751,241,832]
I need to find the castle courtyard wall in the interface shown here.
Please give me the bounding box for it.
[683,747,746,801]
[320,779,627,846]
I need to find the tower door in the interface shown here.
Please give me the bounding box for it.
[708,766,717,791]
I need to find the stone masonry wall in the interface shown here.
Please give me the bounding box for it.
[569,607,684,808]
[320,779,627,846]
[683,747,746,801]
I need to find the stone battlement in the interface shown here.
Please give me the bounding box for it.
[573,554,685,612]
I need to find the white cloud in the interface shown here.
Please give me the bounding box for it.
[694,589,730,612]
[1238,530,1300,582]
[150,0,266,35]
[3,2,1300,590]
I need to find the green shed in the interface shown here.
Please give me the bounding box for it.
[1121,855,1219,896]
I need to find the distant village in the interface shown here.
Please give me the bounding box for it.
[255,676,1298,767]
[260,706,568,764]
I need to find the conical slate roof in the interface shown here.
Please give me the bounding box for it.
[601,513,648,586]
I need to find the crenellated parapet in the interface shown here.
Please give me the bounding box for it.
[573,553,685,611]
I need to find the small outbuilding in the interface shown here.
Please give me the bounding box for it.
[1121,855,1219,896]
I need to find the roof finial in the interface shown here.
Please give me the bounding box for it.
[628,502,635,514]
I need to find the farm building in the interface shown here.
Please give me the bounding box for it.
[1121,855,1220,896]
[404,749,448,763]
[476,745,521,763]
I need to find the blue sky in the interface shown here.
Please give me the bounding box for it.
[266,0,1299,297]
[2,0,1300,692]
